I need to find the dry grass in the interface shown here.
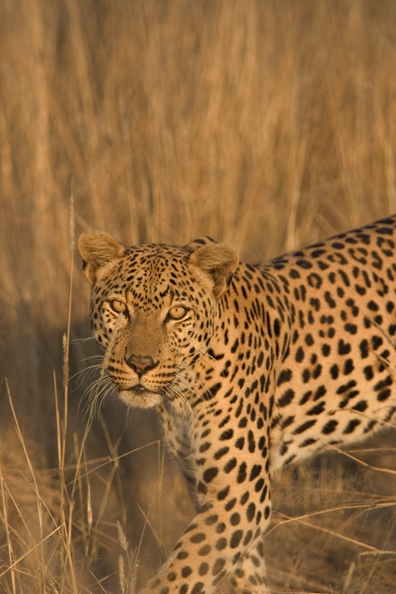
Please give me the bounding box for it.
[1,0,396,592]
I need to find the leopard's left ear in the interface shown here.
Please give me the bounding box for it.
[78,230,125,285]
[189,243,239,299]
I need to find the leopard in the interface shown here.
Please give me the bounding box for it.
[79,214,396,594]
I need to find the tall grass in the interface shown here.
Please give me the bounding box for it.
[0,1,396,592]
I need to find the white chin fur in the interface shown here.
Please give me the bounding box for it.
[119,389,162,409]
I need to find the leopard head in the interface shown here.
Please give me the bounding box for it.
[79,232,239,408]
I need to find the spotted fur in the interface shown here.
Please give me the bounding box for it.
[79,215,396,593]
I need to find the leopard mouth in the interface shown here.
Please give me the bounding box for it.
[128,384,150,393]
[110,375,159,395]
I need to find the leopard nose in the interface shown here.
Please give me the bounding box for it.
[126,355,159,377]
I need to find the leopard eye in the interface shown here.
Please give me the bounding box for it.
[110,299,127,314]
[167,305,188,320]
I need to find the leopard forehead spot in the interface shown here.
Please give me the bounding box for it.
[105,246,196,294]
[79,218,396,594]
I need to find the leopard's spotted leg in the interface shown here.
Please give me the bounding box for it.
[139,485,272,594]
[225,539,269,594]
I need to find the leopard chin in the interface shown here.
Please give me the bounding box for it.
[118,387,163,409]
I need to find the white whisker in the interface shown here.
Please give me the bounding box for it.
[80,372,115,418]
[70,363,103,387]
[175,366,215,409]
[71,336,96,345]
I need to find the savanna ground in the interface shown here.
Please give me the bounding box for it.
[0,1,396,592]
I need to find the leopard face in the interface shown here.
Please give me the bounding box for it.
[79,216,396,594]
[79,233,238,408]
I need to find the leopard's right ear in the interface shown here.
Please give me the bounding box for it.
[78,231,125,285]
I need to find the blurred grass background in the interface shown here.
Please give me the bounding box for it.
[0,0,396,592]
